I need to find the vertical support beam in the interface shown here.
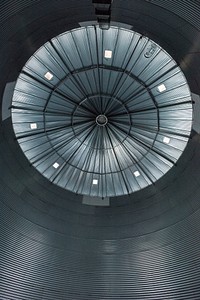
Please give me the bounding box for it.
[92,0,113,30]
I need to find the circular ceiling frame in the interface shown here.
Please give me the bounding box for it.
[11,25,193,198]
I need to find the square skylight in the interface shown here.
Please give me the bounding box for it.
[30,123,37,129]
[157,83,166,93]
[104,50,112,59]
[92,179,98,185]
[53,162,59,169]
[134,171,140,177]
[44,71,53,80]
[163,137,170,144]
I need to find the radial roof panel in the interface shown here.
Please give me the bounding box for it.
[11,26,193,198]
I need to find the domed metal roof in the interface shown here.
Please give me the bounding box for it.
[11,26,193,197]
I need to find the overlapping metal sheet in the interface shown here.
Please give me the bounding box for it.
[12,26,193,197]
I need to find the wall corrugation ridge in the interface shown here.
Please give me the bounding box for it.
[0,0,41,25]
[150,0,200,30]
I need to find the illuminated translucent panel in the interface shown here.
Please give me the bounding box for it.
[53,162,59,169]
[30,123,37,129]
[157,83,167,92]
[44,71,53,80]
[93,179,98,185]
[104,50,112,58]
[134,171,140,177]
[163,137,170,144]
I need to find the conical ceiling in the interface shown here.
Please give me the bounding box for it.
[11,26,193,197]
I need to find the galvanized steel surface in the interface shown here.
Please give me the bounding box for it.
[0,0,200,299]
[150,0,200,31]
[12,26,192,197]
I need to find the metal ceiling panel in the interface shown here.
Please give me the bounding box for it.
[11,26,193,197]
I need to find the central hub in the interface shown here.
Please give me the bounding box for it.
[96,114,108,126]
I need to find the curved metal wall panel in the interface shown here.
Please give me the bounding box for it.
[1,132,200,299]
[0,0,41,25]
[0,1,200,299]
[150,0,200,30]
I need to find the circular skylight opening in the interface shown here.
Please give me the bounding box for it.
[11,26,193,198]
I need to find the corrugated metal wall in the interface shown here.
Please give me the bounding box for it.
[1,124,200,299]
[1,1,200,299]
[150,0,200,30]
